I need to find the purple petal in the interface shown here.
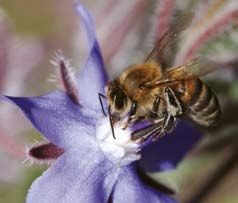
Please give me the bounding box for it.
[139,121,202,172]
[74,1,108,112]
[0,91,98,149]
[27,147,118,203]
[112,166,179,203]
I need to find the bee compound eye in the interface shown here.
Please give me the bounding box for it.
[115,95,125,110]
[114,89,127,110]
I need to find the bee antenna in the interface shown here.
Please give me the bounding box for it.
[98,93,107,117]
[108,106,116,139]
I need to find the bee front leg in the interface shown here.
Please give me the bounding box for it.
[122,101,137,130]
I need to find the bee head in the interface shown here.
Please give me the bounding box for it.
[105,81,130,119]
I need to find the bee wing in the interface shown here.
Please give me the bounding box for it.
[141,59,217,89]
[145,12,193,65]
[144,31,174,64]
[164,59,216,80]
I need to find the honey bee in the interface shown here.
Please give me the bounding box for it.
[105,32,220,141]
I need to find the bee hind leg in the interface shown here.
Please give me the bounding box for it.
[152,86,181,141]
[164,86,183,116]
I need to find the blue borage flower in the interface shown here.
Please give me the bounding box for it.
[0,1,202,203]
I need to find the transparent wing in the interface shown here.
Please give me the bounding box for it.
[141,59,217,89]
[144,31,175,64]
[145,12,193,66]
[164,58,216,79]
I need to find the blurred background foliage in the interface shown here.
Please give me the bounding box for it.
[0,0,237,203]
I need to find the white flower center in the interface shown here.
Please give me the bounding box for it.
[96,117,141,166]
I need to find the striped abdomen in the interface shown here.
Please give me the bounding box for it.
[176,78,220,126]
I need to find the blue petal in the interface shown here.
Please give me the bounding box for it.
[140,121,202,172]
[112,166,179,203]
[27,147,119,203]
[0,91,98,149]
[74,1,108,112]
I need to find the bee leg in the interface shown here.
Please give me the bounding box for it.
[122,101,137,130]
[153,113,176,141]
[164,86,183,116]
[98,93,107,116]
[152,95,160,113]
[132,114,176,142]
[131,119,163,140]
[153,87,181,141]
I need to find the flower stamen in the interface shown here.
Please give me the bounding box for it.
[28,142,64,161]
[51,51,80,105]
[96,118,141,166]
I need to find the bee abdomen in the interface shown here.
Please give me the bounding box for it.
[190,81,212,112]
[182,79,220,127]
[189,105,220,127]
